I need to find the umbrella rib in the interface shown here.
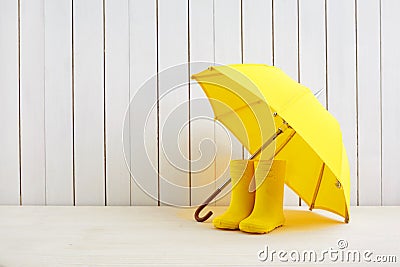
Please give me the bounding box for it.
[274,129,296,157]
[309,163,325,210]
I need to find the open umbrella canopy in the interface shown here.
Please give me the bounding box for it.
[192,64,350,222]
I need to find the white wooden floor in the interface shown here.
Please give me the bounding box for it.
[0,206,399,266]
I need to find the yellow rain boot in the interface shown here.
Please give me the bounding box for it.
[213,160,255,230]
[239,160,286,234]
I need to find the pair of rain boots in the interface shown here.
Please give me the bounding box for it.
[213,159,286,234]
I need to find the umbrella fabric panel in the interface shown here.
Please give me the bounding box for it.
[227,102,276,159]
[196,77,275,157]
[234,64,344,179]
[214,64,346,182]
[194,67,263,112]
[218,64,308,112]
[273,119,348,219]
[278,91,344,179]
[314,166,348,219]
[275,132,323,205]
[209,65,269,101]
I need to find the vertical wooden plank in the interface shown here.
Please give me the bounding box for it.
[158,0,189,206]
[382,0,400,205]
[105,0,130,205]
[357,0,381,205]
[299,0,326,107]
[128,0,158,205]
[274,0,298,79]
[20,0,46,205]
[0,0,20,204]
[273,0,300,205]
[73,0,105,205]
[326,0,357,205]
[242,0,273,65]
[214,0,243,205]
[215,0,242,65]
[189,0,216,206]
[44,0,73,205]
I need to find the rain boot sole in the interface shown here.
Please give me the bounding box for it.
[239,220,285,234]
[213,218,240,230]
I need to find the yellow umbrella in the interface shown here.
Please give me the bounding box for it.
[192,64,350,223]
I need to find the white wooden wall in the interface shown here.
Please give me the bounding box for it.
[0,0,399,206]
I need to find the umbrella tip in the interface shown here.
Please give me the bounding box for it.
[314,88,325,98]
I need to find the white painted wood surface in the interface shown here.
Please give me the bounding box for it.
[326,0,358,206]
[105,0,131,205]
[356,0,382,205]
[73,0,105,205]
[273,0,301,206]
[0,0,20,205]
[128,0,158,206]
[0,206,399,266]
[381,0,400,206]
[242,0,273,65]
[158,0,190,206]
[44,0,74,205]
[299,0,326,107]
[20,0,46,205]
[0,0,399,207]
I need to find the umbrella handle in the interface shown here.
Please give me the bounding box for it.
[194,188,222,222]
[194,127,286,222]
